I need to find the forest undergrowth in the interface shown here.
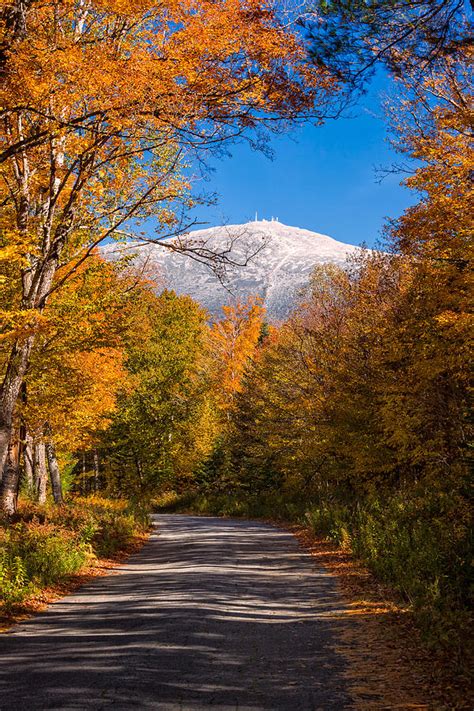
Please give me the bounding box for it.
[0,496,149,620]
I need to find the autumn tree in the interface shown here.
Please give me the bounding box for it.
[208,297,265,413]
[0,252,134,510]
[224,257,402,497]
[0,0,336,512]
[100,290,214,498]
[379,48,473,490]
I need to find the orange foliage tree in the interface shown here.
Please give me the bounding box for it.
[208,297,265,413]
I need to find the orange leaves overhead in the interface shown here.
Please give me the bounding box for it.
[2,0,330,146]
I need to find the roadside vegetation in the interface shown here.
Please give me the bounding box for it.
[0,496,148,614]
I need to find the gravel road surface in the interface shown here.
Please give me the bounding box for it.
[0,514,354,710]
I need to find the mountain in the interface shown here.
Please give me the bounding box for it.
[104,220,364,321]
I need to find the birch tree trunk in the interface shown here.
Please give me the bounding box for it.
[0,108,71,513]
[23,430,34,491]
[0,244,69,513]
[93,449,99,492]
[1,438,21,517]
[45,433,63,505]
[0,335,34,485]
[34,439,47,504]
[81,451,87,493]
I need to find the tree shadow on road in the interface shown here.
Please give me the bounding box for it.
[1,515,358,710]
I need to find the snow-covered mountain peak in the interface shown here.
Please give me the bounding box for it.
[104,220,365,321]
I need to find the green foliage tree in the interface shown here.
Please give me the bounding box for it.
[101,290,215,499]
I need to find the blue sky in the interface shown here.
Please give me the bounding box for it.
[191,78,415,249]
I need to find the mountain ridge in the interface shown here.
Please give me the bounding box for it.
[103,220,365,321]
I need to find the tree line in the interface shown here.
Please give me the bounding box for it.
[193,35,472,658]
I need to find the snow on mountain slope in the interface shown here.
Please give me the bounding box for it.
[104,220,364,321]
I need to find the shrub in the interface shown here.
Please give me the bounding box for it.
[92,511,137,557]
[153,490,188,512]
[0,539,31,609]
[0,495,149,612]
[4,521,92,587]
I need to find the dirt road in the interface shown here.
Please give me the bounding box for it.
[0,514,354,710]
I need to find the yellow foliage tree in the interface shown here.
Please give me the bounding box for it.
[16,254,134,504]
